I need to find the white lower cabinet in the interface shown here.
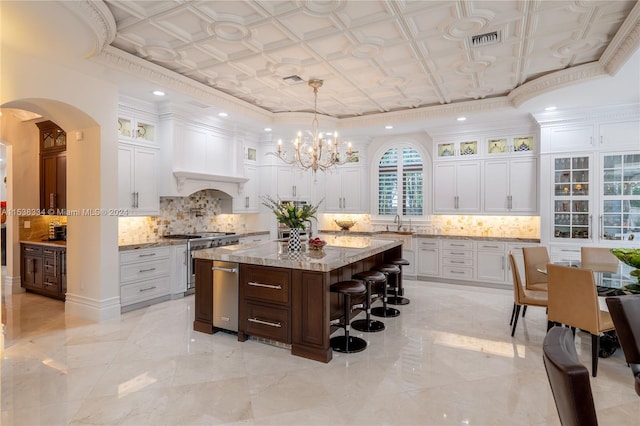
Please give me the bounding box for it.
[549,244,581,262]
[441,240,474,280]
[417,238,440,277]
[171,244,188,297]
[476,242,506,283]
[506,242,540,285]
[120,246,172,312]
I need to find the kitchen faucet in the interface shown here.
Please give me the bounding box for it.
[393,214,402,231]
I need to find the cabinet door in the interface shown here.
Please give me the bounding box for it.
[324,171,342,211]
[484,160,509,212]
[118,145,135,210]
[551,155,593,241]
[22,254,43,289]
[509,158,537,213]
[456,162,481,212]
[599,121,640,149]
[133,147,159,215]
[233,165,259,213]
[548,125,594,151]
[41,153,66,212]
[276,166,295,199]
[341,168,362,212]
[172,245,188,295]
[433,163,457,212]
[418,246,439,276]
[476,250,506,282]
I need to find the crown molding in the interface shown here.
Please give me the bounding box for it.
[532,103,640,126]
[600,2,640,75]
[59,0,116,58]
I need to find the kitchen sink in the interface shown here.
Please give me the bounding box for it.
[374,231,415,246]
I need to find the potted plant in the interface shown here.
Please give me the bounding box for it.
[262,195,322,252]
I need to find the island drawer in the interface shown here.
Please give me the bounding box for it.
[242,265,291,304]
[243,302,290,343]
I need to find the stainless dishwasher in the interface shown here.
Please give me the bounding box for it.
[212,261,239,332]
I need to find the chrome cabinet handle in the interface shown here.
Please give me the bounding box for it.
[138,253,156,257]
[139,286,156,292]
[245,196,249,208]
[450,260,465,264]
[44,281,56,287]
[139,267,156,273]
[212,266,238,273]
[450,252,466,255]
[588,214,593,239]
[131,192,136,208]
[248,281,282,290]
[248,318,282,328]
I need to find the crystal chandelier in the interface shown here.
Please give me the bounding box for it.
[269,79,356,174]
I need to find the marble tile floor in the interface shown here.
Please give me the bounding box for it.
[2,280,639,426]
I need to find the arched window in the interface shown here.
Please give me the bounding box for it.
[378,147,423,216]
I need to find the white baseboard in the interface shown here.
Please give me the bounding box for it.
[65,293,121,322]
[3,275,25,294]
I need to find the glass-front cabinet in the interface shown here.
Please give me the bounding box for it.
[486,136,534,155]
[601,153,640,241]
[436,140,478,159]
[552,155,592,240]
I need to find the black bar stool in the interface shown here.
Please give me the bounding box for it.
[351,270,386,332]
[370,264,401,318]
[330,280,368,353]
[387,258,410,305]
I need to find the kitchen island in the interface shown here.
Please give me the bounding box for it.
[192,234,402,362]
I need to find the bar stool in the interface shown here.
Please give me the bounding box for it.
[351,270,387,332]
[387,258,410,305]
[330,280,368,353]
[370,264,401,318]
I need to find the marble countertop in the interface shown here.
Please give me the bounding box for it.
[192,234,402,272]
[119,231,270,251]
[319,230,540,243]
[20,239,67,248]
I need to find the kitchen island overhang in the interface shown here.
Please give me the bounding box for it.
[192,235,403,362]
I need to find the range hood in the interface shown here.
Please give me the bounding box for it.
[173,170,249,198]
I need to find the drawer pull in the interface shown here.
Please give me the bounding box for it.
[139,268,156,273]
[450,270,465,274]
[450,260,465,264]
[483,245,500,249]
[139,286,157,292]
[212,266,238,273]
[248,318,282,328]
[450,243,466,247]
[248,281,282,290]
[25,247,39,252]
[138,253,156,257]
[450,252,466,255]
[44,281,56,287]
[44,249,54,254]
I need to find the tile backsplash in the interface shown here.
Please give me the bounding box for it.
[18,215,67,241]
[118,190,253,244]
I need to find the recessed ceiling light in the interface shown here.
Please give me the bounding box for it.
[545,106,557,111]
[152,90,165,96]
[385,125,393,129]
[218,112,228,117]
[264,127,272,132]
[457,117,466,121]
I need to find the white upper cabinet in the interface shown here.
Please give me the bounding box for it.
[276,166,310,200]
[233,165,259,213]
[599,120,640,149]
[118,116,157,146]
[324,166,364,213]
[435,139,479,160]
[118,144,159,216]
[433,162,481,213]
[484,158,538,214]
[485,135,535,156]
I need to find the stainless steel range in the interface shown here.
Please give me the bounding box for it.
[163,232,239,294]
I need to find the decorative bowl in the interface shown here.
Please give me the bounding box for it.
[308,240,327,250]
[610,248,640,282]
[334,219,356,231]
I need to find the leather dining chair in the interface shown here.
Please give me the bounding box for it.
[543,326,598,426]
[508,253,548,337]
[522,246,550,292]
[547,264,615,377]
[581,247,619,273]
[605,295,640,397]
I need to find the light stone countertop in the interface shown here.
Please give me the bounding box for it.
[19,239,67,248]
[192,234,402,272]
[320,230,540,243]
[118,231,271,251]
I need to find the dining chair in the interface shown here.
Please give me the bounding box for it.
[508,253,548,337]
[581,247,619,273]
[547,264,615,377]
[543,326,598,426]
[605,295,640,397]
[522,246,550,292]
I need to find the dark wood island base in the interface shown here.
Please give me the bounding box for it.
[193,237,402,363]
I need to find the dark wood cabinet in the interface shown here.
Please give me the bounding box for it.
[36,121,67,213]
[193,258,214,333]
[21,243,66,300]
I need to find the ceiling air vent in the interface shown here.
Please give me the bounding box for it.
[471,31,500,47]
[282,75,305,85]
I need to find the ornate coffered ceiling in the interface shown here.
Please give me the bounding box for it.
[94,0,639,120]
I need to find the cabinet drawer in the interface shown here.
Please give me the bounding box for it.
[477,242,506,251]
[418,239,440,248]
[120,247,171,264]
[243,266,291,305]
[121,276,171,305]
[550,246,581,262]
[42,247,59,257]
[22,245,43,256]
[443,240,474,250]
[243,302,290,343]
[42,278,60,295]
[442,267,474,280]
[120,258,171,282]
[443,257,473,267]
[443,249,473,258]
